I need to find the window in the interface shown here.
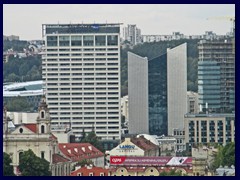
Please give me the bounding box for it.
[41,151,45,159]
[41,125,45,133]
[47,36,58,46]
[100,173,104,176]
[19,128,23,133]
[107,35,118,46]
[95,35,106,46]
[59,36,70,46]
[71,36,82,46]
[41,111,45,119]
[83,36,94,46]
[89,173,93,176]
[77,173,82,176]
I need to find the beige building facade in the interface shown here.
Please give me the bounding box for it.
[184,113,235,146]
[3,96,71,176]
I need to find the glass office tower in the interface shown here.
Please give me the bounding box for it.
[128,43,187,136]
[198,39,235,113]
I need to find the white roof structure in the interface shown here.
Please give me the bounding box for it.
[137,134,160,146]
[3,80,43,97]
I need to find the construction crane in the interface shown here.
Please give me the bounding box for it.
[207,16,235,37]
[207,16,235,53]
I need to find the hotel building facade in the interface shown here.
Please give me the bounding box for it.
[42,23,121,141]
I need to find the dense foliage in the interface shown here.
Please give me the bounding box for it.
[211,142,235,170]
[19,149,51,176]
[3,40,28,51]
[4,96,33,112]
[3,152,15,176]
[159,169,187,176]
[3,55,42,83]
[80,129,104,153]
[72,159,94,171]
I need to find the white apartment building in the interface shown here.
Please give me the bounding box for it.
[123,24,141,45]
[42,23,121,141]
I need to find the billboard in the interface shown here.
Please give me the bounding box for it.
[110,156,192,166]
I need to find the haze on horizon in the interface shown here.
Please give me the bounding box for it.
[3,4,235,40]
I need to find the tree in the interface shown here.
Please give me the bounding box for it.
[159,170,184,176]
[80,129,104,153]
[3,152,15,176]
[5,96,33,112]
[72,159,93,171]
[19,149,51,176]
[211,142,235,170]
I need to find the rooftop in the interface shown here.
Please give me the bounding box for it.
[3,80,43,97]
[131,136,159,151]
[58,143,104,162]
[185,113,235,118]
[43,23,122,35]
[52,154,70,164]
[71,166,109,176]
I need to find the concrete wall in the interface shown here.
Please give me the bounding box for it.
[128,52,149,134]
[167,43,187,135]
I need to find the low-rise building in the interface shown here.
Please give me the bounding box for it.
[155,136,176,156]
[109,136,160,157]
[3,96,72,176]
[173,128,186,151]
[109,156,193,176]
[71,166,109,176]
[58,143,105,167]
[215,166,235,176]
[184,113,235,146]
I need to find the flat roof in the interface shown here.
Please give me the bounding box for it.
[3,80,43,97]
[43,23,122,35]
[185,113,235,118]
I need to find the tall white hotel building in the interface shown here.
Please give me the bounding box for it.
[42,24,121,141]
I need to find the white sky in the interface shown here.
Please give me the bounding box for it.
[3,4,235,40]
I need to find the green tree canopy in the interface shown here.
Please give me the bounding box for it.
[3,55,42,83]
[19,149,51,176]
[5,96,33,112]
[3,152,15,176]
[211,142,235,170]
[72,159,94,171]
[159,169,184,176]
[80,129,104,153]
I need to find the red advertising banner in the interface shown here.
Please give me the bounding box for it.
[110,156,192,166]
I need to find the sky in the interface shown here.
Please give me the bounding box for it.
[3,4,235,40]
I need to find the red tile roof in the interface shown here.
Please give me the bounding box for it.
[131,136,159,151]
[52,154,70,164]
[59,143,104,162]
[71,166,109,176]
[24,124,37,133]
